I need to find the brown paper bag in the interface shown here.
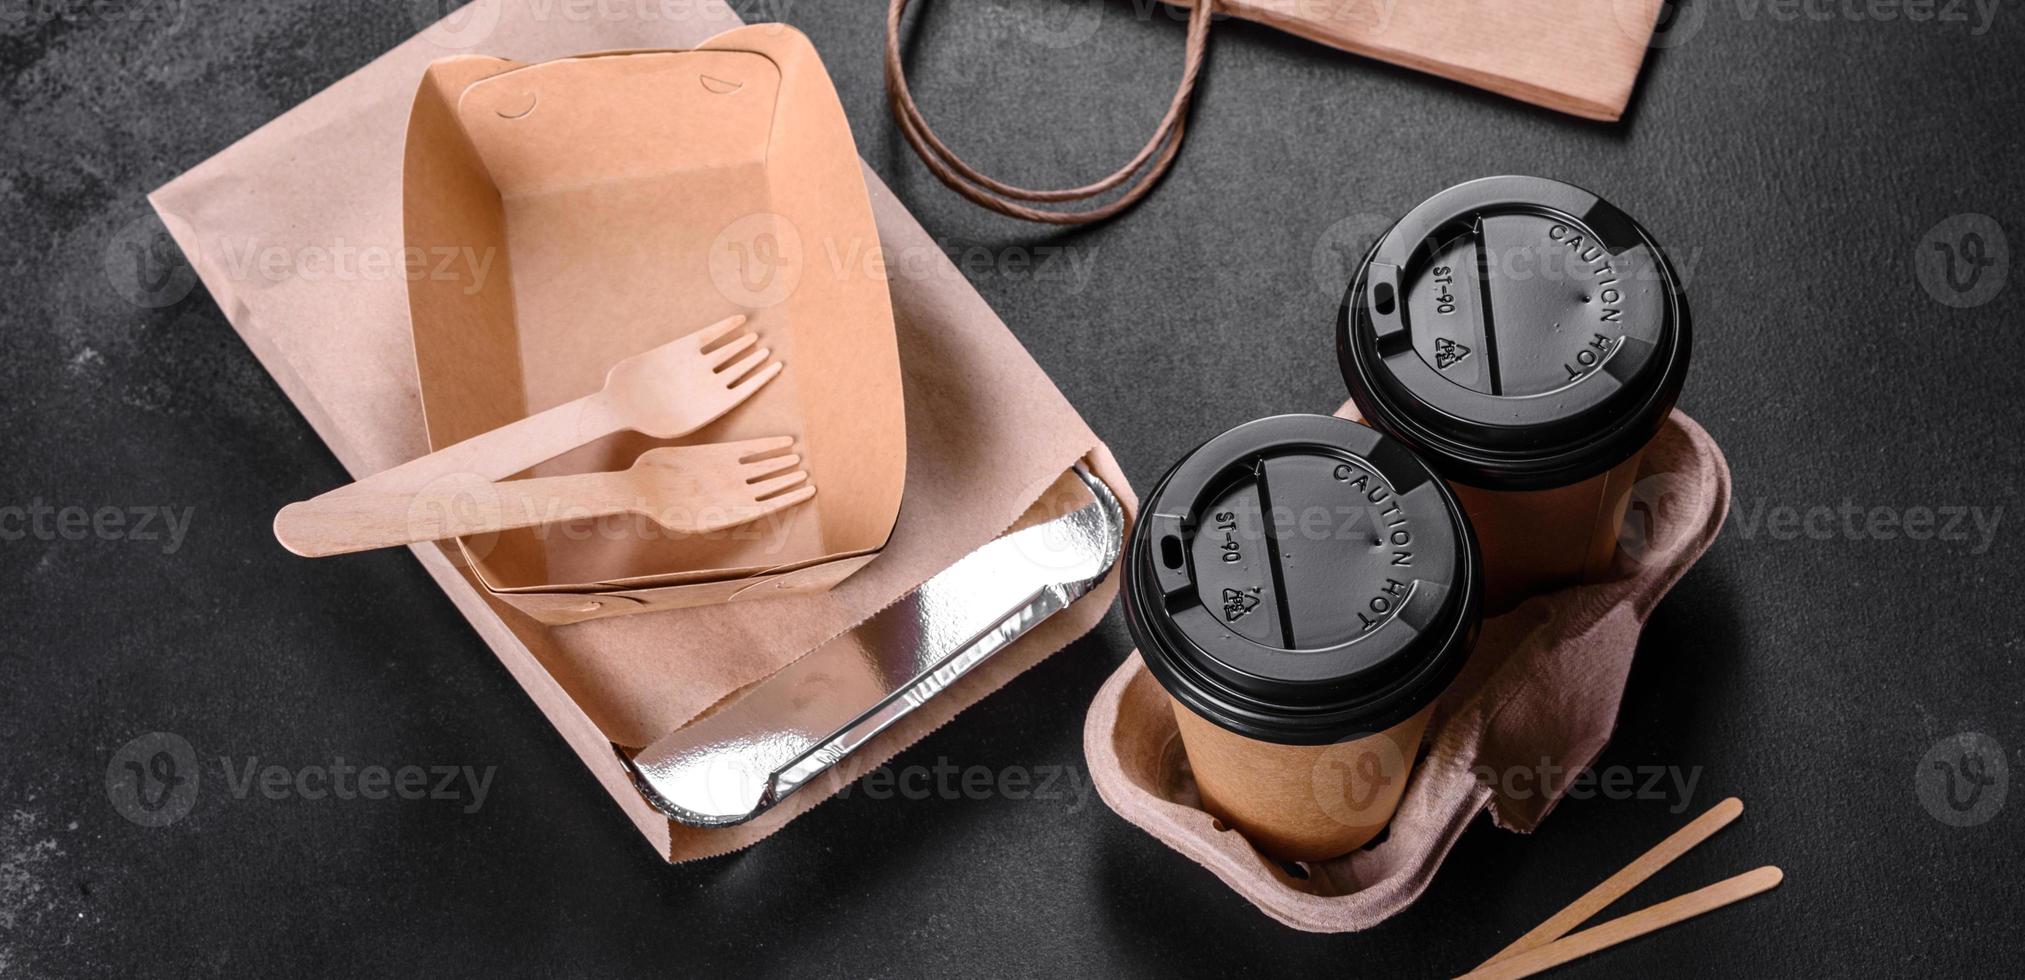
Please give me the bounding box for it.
[883,0,1669,223]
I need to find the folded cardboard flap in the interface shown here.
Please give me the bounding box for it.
[457,52,779,189]
[402,28,905,620]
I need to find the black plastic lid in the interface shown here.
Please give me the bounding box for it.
[1337,176,1692,491]
[1123,415,1482,745]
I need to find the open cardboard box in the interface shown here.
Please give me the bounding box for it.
[402,29,904,625]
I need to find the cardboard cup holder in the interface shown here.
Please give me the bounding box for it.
[1086,411,1732,932]
[401,28,904,624]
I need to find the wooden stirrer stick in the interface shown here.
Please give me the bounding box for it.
[1479,797,1745,968]
[1459,866,1784,980]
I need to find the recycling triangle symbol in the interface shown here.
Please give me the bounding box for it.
[1435,336,1471,370]
[1221,587,1262,623]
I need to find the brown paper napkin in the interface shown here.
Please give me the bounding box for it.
[151,0,1137,859]
[1084,411,1729,931]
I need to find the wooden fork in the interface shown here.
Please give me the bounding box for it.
[273,437,813,557]
[322,314,777,498]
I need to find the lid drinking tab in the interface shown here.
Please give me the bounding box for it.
[1124,415,1482,745]
[1339,176,1692,490]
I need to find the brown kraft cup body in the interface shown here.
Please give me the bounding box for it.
[1337,176,1692,613]
[1449,452,1643,611]
[1124,415,1483,864]
[1170,699,1435,862]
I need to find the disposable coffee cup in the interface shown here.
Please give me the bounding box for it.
[1337,176,1692,613]
[1123,415,1482,863]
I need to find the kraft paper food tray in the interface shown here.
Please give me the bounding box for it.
[405,31,904,624]
[150,5,1136,860]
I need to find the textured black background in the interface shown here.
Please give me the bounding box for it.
[2,0,2021,976]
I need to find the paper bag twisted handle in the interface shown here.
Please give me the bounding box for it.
[884,0,1214,225]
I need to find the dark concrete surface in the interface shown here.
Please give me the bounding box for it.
[2,0,2021,976]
